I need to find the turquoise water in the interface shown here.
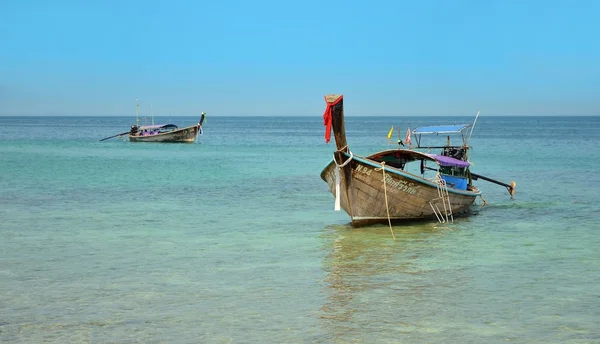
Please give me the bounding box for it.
[1,115,599,343]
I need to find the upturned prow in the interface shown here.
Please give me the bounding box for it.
[323,94,347,151]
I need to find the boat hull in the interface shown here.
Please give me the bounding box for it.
[128,125,200,143]
[320,154,480,226]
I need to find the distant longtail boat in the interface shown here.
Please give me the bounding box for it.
[101,112,206,143]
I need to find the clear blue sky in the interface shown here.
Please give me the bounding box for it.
[1,0,599,116]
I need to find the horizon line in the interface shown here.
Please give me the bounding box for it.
[1,114,599,117]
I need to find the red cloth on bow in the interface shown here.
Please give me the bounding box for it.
[323,95,343,143]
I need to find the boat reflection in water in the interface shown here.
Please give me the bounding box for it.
[319,223,473,342]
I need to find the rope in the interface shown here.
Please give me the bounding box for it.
[333,150,354,211]
[479,194,488,207]
[375,162,395,240]
[429,173,444,223]
[336,150,353,168]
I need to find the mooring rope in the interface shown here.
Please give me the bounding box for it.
[375,162,395,240]
[333,150,353,211]
[479,194,488,207]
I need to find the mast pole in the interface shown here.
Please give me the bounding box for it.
[468,110,480,143]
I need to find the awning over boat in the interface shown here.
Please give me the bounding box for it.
[412,124,471,135]
[429,154,470,167]
[137,124,178,130]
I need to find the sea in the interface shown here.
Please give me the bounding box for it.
[1,115,599,344]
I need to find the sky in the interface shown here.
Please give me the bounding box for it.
[1,0,599,116]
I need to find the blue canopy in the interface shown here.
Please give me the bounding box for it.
[413,124,471,135]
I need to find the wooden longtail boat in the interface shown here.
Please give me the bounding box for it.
[129,112,205,143]
[128,122,201,143]
[100,113,206,143]
[320,94,515,227]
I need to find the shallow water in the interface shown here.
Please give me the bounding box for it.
[1,115,599,343]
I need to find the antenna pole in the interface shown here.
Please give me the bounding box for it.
[468,110,480,143]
